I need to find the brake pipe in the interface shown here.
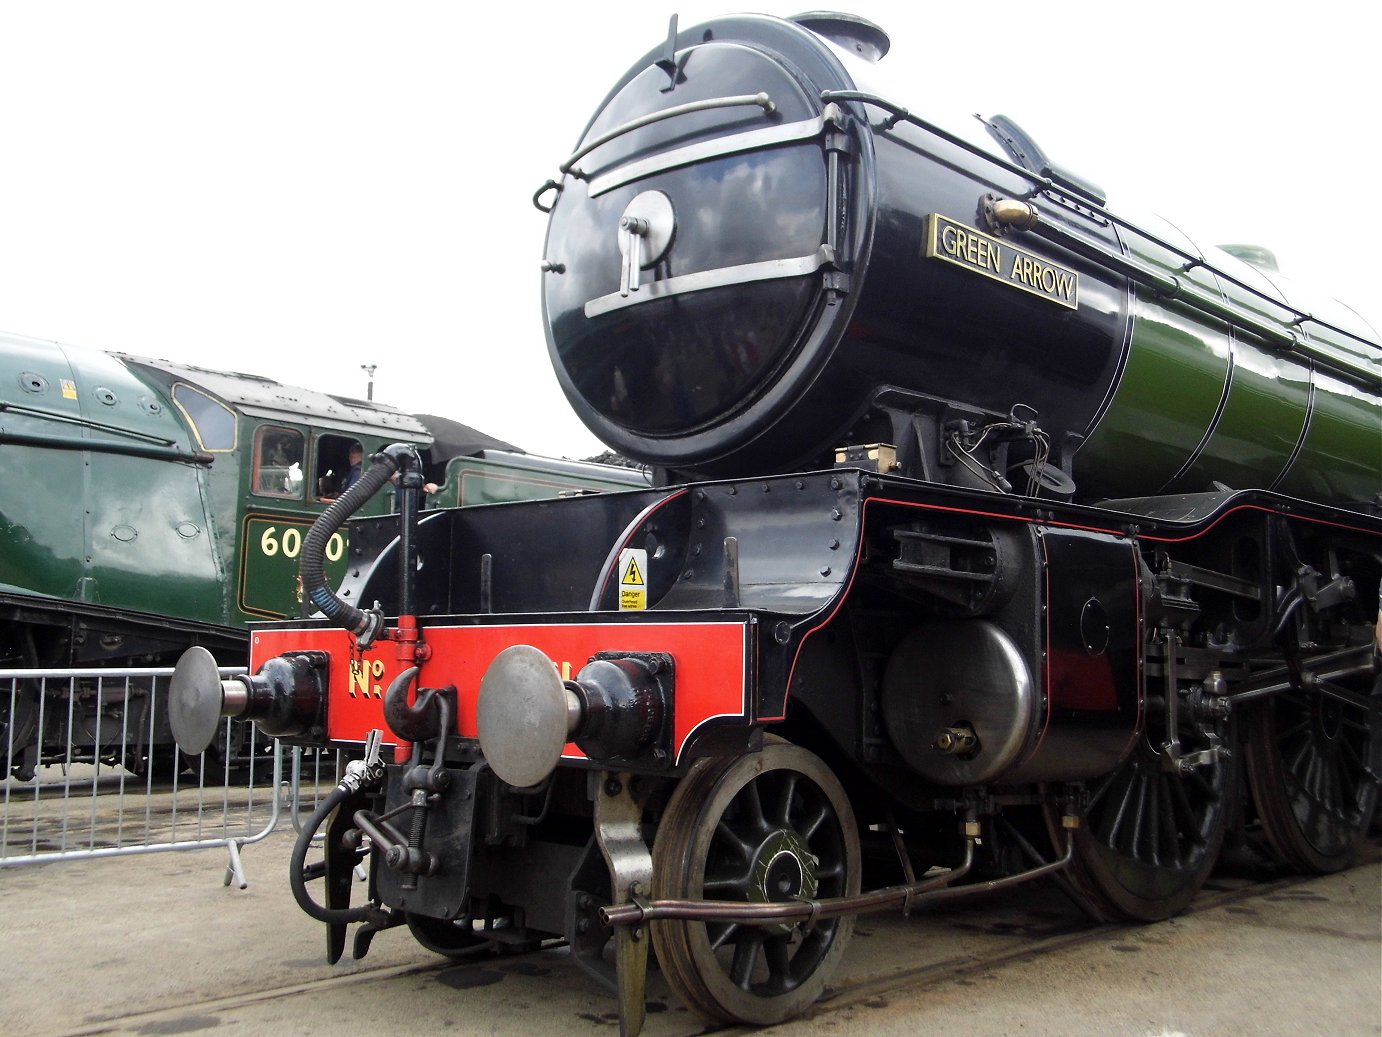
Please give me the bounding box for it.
[602,828,1075,928]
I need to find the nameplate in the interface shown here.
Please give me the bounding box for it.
[924,213,1079,310]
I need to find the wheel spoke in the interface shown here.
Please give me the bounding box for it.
[799,801,829,843]
[1097,767,1134,845]
[1168,769,1204,847]
[1145,773,1163,866]
[1341,713,1370,735]
[1326,752,1349,815]
[714,818,756,863]
[1184,764,1217,801]
[740,778,768,836]
[1285,735,1312,778]
[1339,736,1364,773]
[729,930,763,989]
[1086,767,1117,813]
[762,936,793,992]
[1278,716,1311,741]
[1300,744,1322,804]
[1126,771,1150,858]
[815,860,845,883]
[707,921,740,951]
[776,772,799,828]
[703,871,751,896]
[1157,777,1180,868]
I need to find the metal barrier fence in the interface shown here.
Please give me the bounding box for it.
[0,666,342,886]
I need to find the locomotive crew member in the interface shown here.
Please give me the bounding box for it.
[340,442,364,493]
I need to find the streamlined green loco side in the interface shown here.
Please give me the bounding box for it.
[0,333,226,637]
[0,330,432,665]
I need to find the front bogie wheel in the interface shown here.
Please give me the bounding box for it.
[650,741,861,1025]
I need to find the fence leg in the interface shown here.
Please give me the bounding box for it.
[223,839,249,890]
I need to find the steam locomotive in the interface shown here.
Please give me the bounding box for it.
[0,331,641,779]
[171,12,1380,1034]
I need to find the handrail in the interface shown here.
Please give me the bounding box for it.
[1009,207,1380,389]
[0,429,214,465]
[560,92,776,176]
[822,89,1381,369]
[0,399,179,446]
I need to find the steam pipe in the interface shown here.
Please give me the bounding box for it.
[395,459,423,620]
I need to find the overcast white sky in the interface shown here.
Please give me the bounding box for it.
[0,2,1375,459]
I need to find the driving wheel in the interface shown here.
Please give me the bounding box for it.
[1067,702,1238,921]
[1245,661,1380,873]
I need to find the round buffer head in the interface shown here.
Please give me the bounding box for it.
[477,644,579,788]
[169,646,226,755]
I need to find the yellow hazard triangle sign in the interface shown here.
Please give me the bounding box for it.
[619,548,647,610]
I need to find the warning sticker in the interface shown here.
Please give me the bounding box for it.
[618,548,647,611]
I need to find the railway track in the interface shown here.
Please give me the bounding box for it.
[21,835,1379,1037]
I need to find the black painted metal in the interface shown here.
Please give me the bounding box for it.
[234,651,326,741]
[373,765,481,920]
[541,15,1128,477]
[573,652,672,764]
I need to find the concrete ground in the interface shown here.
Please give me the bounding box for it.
[1,830,1378,1037]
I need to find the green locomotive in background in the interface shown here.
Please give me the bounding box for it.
[0,330,642,778]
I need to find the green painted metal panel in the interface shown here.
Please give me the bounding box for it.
[1276,371,1382,504]
[1167,342,1310,494]
[239,513,351,620]
[0,445,86,599]
[87,453,223,622]
[447,456,645,507]
[1077,294,1231,498]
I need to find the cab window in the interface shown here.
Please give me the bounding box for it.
[253,426,305,498]
[172,383,237,451]
[314,434,363,500]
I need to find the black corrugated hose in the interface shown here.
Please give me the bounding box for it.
[299,444,415,646]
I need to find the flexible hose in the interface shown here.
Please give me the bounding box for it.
[289,784,373,925]
[300,445,413,641]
